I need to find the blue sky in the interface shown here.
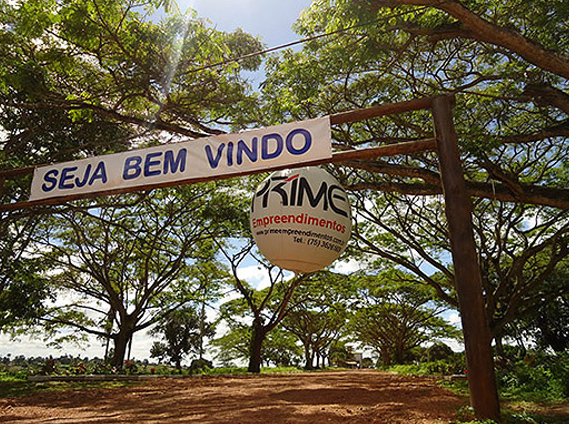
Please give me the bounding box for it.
[0,0,315,362]
[172,0,315,87]
[174,0,312,47]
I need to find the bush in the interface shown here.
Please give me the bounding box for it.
[189,358,213,374]
[496,351,569,401]
[424,342,455,362]
[380,353,466,376]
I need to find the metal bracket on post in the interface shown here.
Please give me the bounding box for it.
[432,95,501,421]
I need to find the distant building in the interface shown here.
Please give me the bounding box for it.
[345,347,363,368]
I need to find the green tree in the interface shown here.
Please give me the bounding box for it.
[262,3,569,417]
[211,322,302,368]
[261,0,569,225]
[32,183,236,368]
[506,263,569,353]
[0,216,51,330]
[260,0,569,346]
[350,271,460,366]
[283,308,346,369]
[216,242,308,373]
[210,322,250,367]
[282,271,355,369]
[149,305,215,370]
[261,328,302,368]
[0,0,263,332]
[352,192,569,347]
[0,0,264,170]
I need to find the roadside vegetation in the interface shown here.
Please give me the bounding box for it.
[383,349,569,424]
[2,348,568,424]
[0,354,303,397]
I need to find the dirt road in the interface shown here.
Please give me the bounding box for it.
[0,370,468,423]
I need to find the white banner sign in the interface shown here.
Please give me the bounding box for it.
[30,117,332,201]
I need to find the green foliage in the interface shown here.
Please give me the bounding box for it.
[0,257,51,331]
[507,263,569,353]
[496,352,569,401]
[328,340,352,367]
[150,305,216,369]
[189,358,213,373]
[211,320,302,369]
[388,349,569,403]
[455,406,568,424]
[0,0,265,213]
[0,0,261,339]
[386,352,569,422]
[210,323,250,367]
[283,271,355,369]
[424,341,455,362]
[30,182,238,368]
[0,377,140,398]
[261,0,569,361]
[0,212,53,332]
[381,354,466,377]
[261,329,303,368]
[350,270,460,366]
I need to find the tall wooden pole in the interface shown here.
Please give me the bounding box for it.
[432,96,501,421]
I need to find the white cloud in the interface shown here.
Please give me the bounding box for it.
[332,258,362,274]
[448,312,461,325]
[235,264,271,289]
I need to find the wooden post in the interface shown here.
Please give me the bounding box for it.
[432,95,501,421]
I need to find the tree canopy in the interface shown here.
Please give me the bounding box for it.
[31,183,239,368]
[262,0,569,209]
[0,0,263,332]
[260,0,569,350]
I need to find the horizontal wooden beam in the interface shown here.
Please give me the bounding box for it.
[330,138,436,162]
[329,96,435,125]
[0,165,36,179]
[1,96,441,211]
[0,138,436,211]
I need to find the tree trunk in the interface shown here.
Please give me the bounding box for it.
[199,301,206,360]
[247,321,267,373]
[104,337,111,363]
[126,335,133,361]
[303,342,313,370]
[494,334,505,357]
[394,341,405,365]
[380,347,392,367]
[111,330,132,369]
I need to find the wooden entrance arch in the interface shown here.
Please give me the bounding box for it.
[0,94,501,421]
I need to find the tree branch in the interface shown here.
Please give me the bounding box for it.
[367,0,569,78]
[345,175,569,210]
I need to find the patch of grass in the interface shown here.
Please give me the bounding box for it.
[446,381,569,424]
[196,366,301,375]
[261,366,301,374]
[0,379,141,398]
[387,359,569,424]
[0,380,37,398]
[379,358,466,377]
[198,366,248,375]
[455,409,569,424]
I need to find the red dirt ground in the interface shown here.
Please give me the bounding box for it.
[0,370,468,423]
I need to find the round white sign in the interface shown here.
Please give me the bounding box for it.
[250,167,352,273]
